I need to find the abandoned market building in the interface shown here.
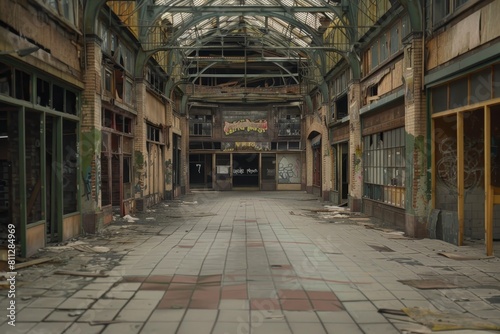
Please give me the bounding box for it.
[1,0,500,257]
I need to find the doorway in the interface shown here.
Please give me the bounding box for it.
[341,143,349,202]
[233,153,259,188]
[189,154,213,189]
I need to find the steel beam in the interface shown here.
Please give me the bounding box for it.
[148,6,339,13]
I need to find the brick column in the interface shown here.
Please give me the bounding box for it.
[321,103,333,201]
[403,32,428,238]
[80,37,102,231]
[348,80,362,212]
[134,79,147,201]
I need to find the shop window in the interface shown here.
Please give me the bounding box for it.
[449,77,468,108]
[495,64,500,98]
[313,145,321,187]
[63,120,78,214]
[278,142,288,150]
[123,156,131,183]
[390,24,400,55]
[335,94,348,119]
[433,0,450,24]
[122,137,133,154]
[125,79,133,105]
[0,62,12,97]
[470,69,492,104]
[148,124,162,143]
[116,115,124,132]
[278,154,301,184]
[433,0,471,25]
[189,115,212,136]
[25,111,43,223]
[53,84,64,112]
[173,135,182,186]
[432,64,500,114]
[371,42,379,70]
[380,33,388,63]
[45,0,76,25]
[101,153,110,206]
[104,110,133,134]
[114,68,124,100]
[278,109,301,136]
[65,90,77,115]
[103,109,113,128]
[104,69,112,93]
[15,70,31,102]
[432,84,448,113]
[147,66,167,94]
[363,127,406,208]
[123,155,132,199]
[37,78,50,107]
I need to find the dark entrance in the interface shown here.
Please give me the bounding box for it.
[341,143,349,201]
[189,154,213,188]
[233,153,259,187]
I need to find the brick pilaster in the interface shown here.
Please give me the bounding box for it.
[348,80,362,212]
[134,80,147,198]
[80,37,102,215]
[403,33,429,238]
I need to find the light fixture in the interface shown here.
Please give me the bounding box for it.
[0,46,40,57]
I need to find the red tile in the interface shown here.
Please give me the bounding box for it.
[280,299,313,311]
[221,284,247,299]
[189,299,219,309]
[250,298,280,311]
[221,289,247,300]
[145,275,173,284]
[278,289,308,299]
[197,275,222,284]
[311,300,343,311]
[172,275,198,284]
[157,298,190,309]
[122,276,146,283]
[140,283,170,291]
[164,290,194,299]
[306,291,338,301]
[168,283,197,291]
[192,288,221,300]
[222,283,247,291]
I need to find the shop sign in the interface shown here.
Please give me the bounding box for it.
[233,168,259,175]
[224,119,268,135]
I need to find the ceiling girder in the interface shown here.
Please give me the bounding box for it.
[187,73,298,78]
[85,0,405,103]
[140,11,324,48]
[147,6,340,13]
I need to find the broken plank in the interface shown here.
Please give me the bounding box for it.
[15,257,53,269]
[437,252,494,261]
[54,270,108,278]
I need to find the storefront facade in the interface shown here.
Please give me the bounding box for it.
[188,104,305,191]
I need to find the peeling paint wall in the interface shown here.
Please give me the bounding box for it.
[426,1,500,71]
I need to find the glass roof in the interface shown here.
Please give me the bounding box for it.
[142,0,348,99]
[154,0,340,53]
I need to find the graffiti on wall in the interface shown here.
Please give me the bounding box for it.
[436,137,483,193]
[165,159,173,184]
[278,155,301,184]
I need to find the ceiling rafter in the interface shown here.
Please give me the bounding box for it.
[99,0,402,102]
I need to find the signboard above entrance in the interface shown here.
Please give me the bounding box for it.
[222,142,271,151]
[224,119,268,135]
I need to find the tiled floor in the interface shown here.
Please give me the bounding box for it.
[2,191,500,334]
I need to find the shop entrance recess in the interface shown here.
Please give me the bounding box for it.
[232,153,259,188]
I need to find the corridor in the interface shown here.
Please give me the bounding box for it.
[2,191,500,334]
